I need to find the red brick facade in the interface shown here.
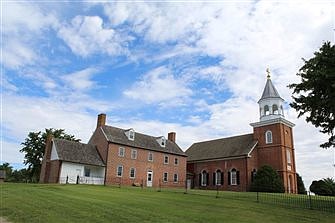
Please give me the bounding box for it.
[105,143,186,187]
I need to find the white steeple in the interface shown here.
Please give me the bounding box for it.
[258,69,285,121]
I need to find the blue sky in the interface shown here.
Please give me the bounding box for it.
[1,1,334,187]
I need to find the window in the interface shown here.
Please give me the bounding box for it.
[129,130,135,140]
[173,174,178,183]
[174,158,179,165]
[230,169,237,185]
[130,167,136,178]
[273,104,279,114]
[286,149,291,165]
[148,152,153,162]
[161,138,166,147]
[118,147,125,157]
[264,105,270,115]
[164,155,169,164]
[117,165,123,177]
[251,169,257,182]
[201,170,208,186]
[163,172,168,182]
[265,130,273,144]
[84,167,90,177]
[131,149,137,159]
[215,170,222,185]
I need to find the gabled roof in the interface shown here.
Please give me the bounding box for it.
[259,78,283,102]
[53,139,105,166]
[186,133,257,162]
[101,125,187,157]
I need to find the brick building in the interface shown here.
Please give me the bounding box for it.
[40,114,187,188]
[186,74,297,193]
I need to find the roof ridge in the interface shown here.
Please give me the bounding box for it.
[192,133,253,145]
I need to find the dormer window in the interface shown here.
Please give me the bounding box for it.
[156,136,166,147]
[125,128,135,141]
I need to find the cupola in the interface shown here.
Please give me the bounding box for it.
[258,69,285,121]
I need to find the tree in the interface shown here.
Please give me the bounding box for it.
[0,162,13,181]
[250,165,285,193]
[296,173,306,194]
[20,128,80,182]
[288,41,335,148]
[310,178,335,196]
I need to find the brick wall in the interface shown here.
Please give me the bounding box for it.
[88,127,109,164]
[189,157,251,192]
[105,143,187,188]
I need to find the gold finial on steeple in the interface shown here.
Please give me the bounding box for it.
[266,68,271,79]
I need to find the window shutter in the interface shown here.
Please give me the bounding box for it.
[251,171,254,182]
[213,172,216,186]
[228,171,231,185]
[221,172,224,185]
[206,173,209,186]
[199,173,201,186]
[237,171,240,185]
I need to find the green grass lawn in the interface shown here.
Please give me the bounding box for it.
[1,183,334,223]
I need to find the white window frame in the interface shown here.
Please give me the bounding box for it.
[117,165,123,177]
[148,152,153,162]
[131,149,137,159]
[173,173,178,183]
[164,155,169,164]
[286,149,291,165]
[129,129,135,141]
[130,167,136,179]
[163,172,168,182]
[215,170,222,186]
[265,130,273,144]
[231,169,237,185]
[174,157,179,165]
[118,147,125,157]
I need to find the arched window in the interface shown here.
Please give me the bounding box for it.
[251,169,257,182]
[264,105,270,115]
[280,105,284,115]
[265,130,272,144]
[214,170,223,186]
[201,170,208,186]
[272,104,278,114]
[229,168,239,185]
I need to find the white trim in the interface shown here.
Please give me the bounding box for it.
[100,127,109,141]
[118,147,125,157]
[164,155,169,164]
[129,167,136,179]
[250,117,295,128]
[230,169,237,185]
[148,152,153,162]
[173,173,178,183]
[247,142,258,157]
[116,165,123,177]
[131,149,137,159]
[50,142,59,160]
[163,172,168,182]
[265,130,273,144]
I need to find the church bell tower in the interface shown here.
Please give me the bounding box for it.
[250,69,297,193]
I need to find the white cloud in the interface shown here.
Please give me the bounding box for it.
[123,66,192,105]
[62,68,99,91]
[58,15,128,57]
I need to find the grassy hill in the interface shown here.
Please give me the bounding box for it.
[1,183,334,223]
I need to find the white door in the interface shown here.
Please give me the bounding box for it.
[147,171,153,187]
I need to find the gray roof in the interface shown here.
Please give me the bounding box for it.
[186,134,258,162]
[53,139,105,166]
[259,78,283,101]
[101,125,186,156]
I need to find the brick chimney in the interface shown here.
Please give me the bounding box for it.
[96,113,106,129]
[39,133,53,183]
[168,132,176,143]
